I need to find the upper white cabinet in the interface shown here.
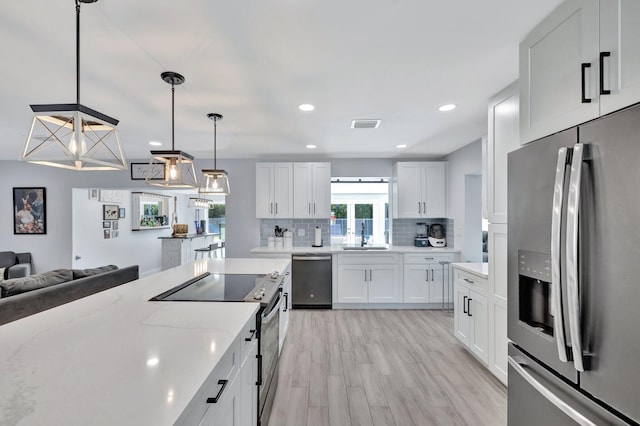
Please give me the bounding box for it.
[255,163,293,219]
[487,81,520,224]
[520,0,640,144]
[293,162,331,219]
[392,162,446,218]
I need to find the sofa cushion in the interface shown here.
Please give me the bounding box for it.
[72,265,118,280]
[0,269,73,297]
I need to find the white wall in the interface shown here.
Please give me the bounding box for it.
[445,139,483,261]
[463,174,483,262]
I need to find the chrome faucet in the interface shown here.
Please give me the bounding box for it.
[361,223,366,247]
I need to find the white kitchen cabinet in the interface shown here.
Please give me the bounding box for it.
[403,253,458,304]
[240,338,258,426]
[488,224,508,385]
[293,162,331,219]
[453,266,489,365]
[487,81,520,223]
[520,0,640,144]
[336,254,400,303]
[199,371,242,425]
[392,162,447,218]
[279,270,291,353]
[255,163,293,218]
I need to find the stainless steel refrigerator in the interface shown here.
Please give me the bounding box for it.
[508,104,640,425]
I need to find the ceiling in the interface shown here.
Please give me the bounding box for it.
[0,0,562,162]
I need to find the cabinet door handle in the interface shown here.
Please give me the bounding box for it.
[364,269,367,282]
[275,203,278,214]
[423,202,426,214]
[467,298,472,317]
[599,51,611,95]
[308,203,311,214]
[370,269,373,281]
[424,257,434,260]
[431,269,434,281]
[426,269,429,282]
[206,379,229,403]
[313,203,316,214]
[270,203,273,214]
[245,329,256,341]
[418,202,421,214]
[256,354,263,385]
[463,295,468,314]
[283,293,288,312]
[581,63,592,103]
[463,278,475,284]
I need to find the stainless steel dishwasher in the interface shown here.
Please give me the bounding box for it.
[291,254,332,308]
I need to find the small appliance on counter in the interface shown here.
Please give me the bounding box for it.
[312,226,323,247]
[428,223,446,247]
[414,222,429,247]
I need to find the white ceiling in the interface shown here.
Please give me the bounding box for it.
[0,0,562,162]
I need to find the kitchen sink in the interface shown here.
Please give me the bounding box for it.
[342,246,389,251]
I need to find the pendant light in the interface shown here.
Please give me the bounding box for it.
[198,113,230,195]
[21,0,126,171]
[145,72,198,188]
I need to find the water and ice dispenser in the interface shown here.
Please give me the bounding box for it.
[518,250,554,336]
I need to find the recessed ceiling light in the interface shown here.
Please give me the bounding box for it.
[396,144,407,149]
[306,144,317,149]
[438,104,456,112]
[351,119,381,129]
[299,104,315,112]
[149,141,162,146]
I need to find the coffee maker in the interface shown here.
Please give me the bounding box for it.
[414,223,429,247]
[428,223,446,247]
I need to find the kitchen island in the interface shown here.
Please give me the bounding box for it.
[0,258,289,425]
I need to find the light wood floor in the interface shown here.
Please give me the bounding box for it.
[269,309,507,426]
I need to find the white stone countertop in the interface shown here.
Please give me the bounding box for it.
[451,262,489,279]
[250,244,460,254]
[0,258,290,426]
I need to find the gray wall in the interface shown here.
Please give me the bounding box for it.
[444,139,483,262]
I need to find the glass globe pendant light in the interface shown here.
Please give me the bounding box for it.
[21,0,127,171]
[145,72,198,188]
[198,113,230,195]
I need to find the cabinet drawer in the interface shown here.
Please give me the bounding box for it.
[175,333,242,425]
[455,269,488,295]
[239,314,258,361]
[338,253,398,265]
[403,253,454,264]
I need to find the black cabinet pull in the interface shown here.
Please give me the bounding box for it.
[206,379,228,403]
[581,63,592,103]
[283,293,289,312]
[467,298,473,317]
[256,354,263,386]
[463,296,468,314]
[599,51,611,95]
[245,329,256,341]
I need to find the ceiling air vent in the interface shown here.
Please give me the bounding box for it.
[351,119,381,129]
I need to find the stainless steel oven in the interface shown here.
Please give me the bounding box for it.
[149,271,284,426]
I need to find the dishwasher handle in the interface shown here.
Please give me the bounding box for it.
[292,255,332,261]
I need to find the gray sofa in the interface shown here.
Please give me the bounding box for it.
[0,264,139,326]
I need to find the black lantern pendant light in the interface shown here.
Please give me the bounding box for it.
[145,72,198,188]
[198,113,230,195]
[21,0,127,171]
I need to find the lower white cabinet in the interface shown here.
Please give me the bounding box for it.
[279,270,291,353]
[336,254,400,303]
[403,253,458,304]
[177,316,258,426]
[453,267,489,365]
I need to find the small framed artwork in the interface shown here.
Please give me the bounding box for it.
[13,187,46,234]
[112,230,119,238]
[131,162,165,181]
[103,229,111,239]
[112,221,119,231]
[103,204,119,220]
[89,189,99,199]
[119,208,125,219]
[103,221,111,229]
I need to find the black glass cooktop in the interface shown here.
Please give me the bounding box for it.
[150,273,265,302]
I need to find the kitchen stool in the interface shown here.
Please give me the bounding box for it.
[439,260,452,312]
[194,243,217,260]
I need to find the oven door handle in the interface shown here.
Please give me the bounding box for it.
[262,294,283,324]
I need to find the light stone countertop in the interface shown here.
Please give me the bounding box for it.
[250,244,460,255]
[452,262,489,279]
[0,258,290,426]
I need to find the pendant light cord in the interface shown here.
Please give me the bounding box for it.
[171,84,175,151]
[213,116,217,169]
[76,0,81,105]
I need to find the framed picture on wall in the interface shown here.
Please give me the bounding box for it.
[112,221,119,231]
[103,221,111,229]
[103,204,119,220]
[119,208,125,219]
[103,229,111,239]
[131,163,165,180]
[13,187,46,234]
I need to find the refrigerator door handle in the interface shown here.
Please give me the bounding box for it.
[551,147,570,363]
[508,356,596,426]
[566,143,586,372]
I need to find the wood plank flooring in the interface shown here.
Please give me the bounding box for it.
[269,310,507,426]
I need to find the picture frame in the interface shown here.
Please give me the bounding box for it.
[13,187,46,234]
[103,221,111,229]
[112,221,119,231]
[131,162,165,181]
[103,204,119,220]
[89,188,99,199]
[119,208,125,219]
[111,230,119,238]
[103,229,111,239]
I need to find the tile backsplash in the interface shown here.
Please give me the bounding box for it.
[260,219,330,247]
[391,218,454,247]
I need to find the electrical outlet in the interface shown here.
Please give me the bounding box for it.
[298,228,305,237]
